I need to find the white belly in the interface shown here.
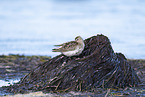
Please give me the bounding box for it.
[62,46,84,57]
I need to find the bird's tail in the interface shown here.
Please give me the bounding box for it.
[52,48,60,52]
[54,44,63,46]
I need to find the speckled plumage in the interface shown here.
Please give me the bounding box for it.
[52,36,85,56]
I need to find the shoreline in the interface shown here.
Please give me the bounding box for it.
[0,54,51,81]
[0,54,145,96]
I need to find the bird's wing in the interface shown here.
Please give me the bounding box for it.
[52,41,78,52]
[60,41,78,52]
[52,43,65,52]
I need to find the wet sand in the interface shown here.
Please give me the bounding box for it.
[0,55,145,96]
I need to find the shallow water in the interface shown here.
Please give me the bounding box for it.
[0,79,20,87]
[0,79,20,96]
[0,0,145,59]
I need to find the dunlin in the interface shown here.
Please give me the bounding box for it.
[52,36,85,56]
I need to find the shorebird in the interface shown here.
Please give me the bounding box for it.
[52,36,85,57]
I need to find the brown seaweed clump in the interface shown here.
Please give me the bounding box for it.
[6,34,140,93]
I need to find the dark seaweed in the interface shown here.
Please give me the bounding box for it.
[5,34,140,94]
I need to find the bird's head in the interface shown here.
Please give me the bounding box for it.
[75,36,83,43]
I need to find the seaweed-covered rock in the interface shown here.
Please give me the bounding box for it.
[7,34,140,93]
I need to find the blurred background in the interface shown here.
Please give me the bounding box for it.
[0,0,145,59]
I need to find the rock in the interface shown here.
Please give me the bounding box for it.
[6,34,140,93]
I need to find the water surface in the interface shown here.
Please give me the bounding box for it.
[0,0,145,59]
[0,79,20,87]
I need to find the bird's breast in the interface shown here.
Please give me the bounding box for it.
[62,46,83,56]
